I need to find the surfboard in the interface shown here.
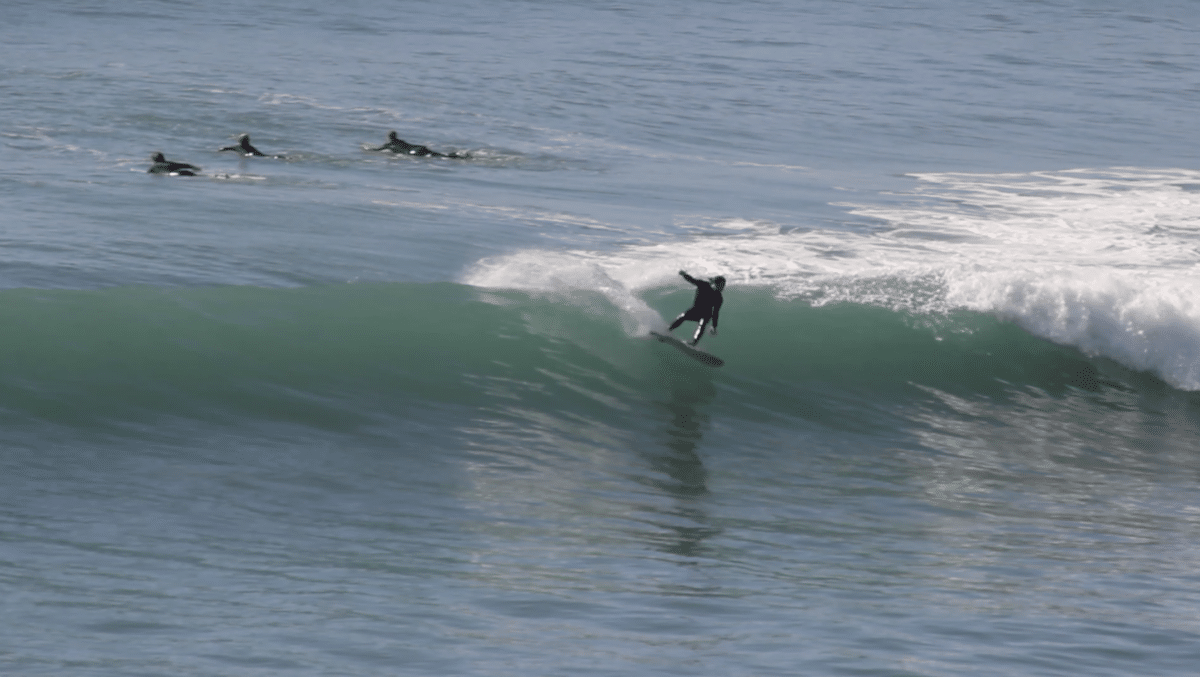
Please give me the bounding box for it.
[650,331,725,367]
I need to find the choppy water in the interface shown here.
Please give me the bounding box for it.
[4,1,1200,675]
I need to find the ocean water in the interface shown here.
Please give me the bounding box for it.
[4,1,1200,675]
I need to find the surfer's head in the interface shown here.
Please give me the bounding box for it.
[388,131,399,141]
[711,276,726,291]
[151,152,166,162]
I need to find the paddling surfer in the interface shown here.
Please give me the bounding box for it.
[371,131,466,158]
[147,152,200,176]
[669,270,725,346]
[219,134,268,157]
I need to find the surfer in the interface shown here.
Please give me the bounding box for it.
[371,131,466,158]
[147,152,199,176]
[668,270,725,346]
[219,134,268,157]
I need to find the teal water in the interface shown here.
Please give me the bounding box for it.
[5,284,1200,675]
[0,283,1149,427]
[5,0,1200,675]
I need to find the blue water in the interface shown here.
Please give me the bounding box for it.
[5,1,1200,675]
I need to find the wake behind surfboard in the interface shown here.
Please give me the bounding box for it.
[649,330,725,367]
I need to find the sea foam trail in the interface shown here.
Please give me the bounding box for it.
[462,250,668,336]
[463,168,1200,390]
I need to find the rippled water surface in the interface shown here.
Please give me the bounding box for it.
[4,1,1200,675]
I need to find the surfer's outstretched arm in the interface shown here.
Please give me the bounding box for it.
[221,134,267,157]
[679,270,700,286]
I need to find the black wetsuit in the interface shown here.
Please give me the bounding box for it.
[374,131,445,157]
[669,271,723,346]
[220,134,267,157]
[148,153,199,176]
[373,131,467,158]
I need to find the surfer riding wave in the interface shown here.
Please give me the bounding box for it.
[668,270,725,346]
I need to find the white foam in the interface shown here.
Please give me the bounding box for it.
[883,168,1200,389]
[945,268,1200,390]
[463,168,1200,388]
[463,250,667,336]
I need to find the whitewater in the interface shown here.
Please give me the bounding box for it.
[4,1,1200,676]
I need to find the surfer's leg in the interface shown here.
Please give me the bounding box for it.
[671,308,704,333]
[691,318,708,346]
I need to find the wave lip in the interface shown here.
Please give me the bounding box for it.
[947,270,1200,391]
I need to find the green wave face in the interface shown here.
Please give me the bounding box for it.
[0,282,1139,437]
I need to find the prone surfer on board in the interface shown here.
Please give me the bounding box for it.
[372,131,466,158]
[669,270,725,346]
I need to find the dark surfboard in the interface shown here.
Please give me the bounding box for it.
[650,331,724,367]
